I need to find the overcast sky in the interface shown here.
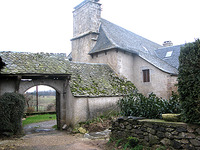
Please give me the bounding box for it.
[0,0,200,55]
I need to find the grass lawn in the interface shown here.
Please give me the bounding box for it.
[23,114,56,126]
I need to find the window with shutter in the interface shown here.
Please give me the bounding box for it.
[143,69,150,82]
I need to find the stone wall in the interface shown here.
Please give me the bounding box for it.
[111,117,200,149]
[66,94,121,127]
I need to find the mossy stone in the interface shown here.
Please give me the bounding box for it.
[162,114,181,122]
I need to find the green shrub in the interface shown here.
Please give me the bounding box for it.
[117,91,181,119]
[0,57,6,71]
[0,92,25,135]
[132,145,143,150]
[178,39,200,124]
[127,136,139,148]
[166,91,181,114]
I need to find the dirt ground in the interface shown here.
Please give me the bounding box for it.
[0,120,109,150]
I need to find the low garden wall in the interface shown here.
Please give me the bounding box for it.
[111,117,200,149]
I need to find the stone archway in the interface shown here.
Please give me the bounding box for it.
[17,74,70,130]
[24,84,61,129]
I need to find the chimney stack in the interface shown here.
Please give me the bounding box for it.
[72,0,101,37]
[163,41,173,47]
[71,0,102,62]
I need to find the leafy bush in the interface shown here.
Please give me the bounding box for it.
[0,92,25,135]
[117,91,181,119]
[0,57,6,71]
[178,39,200,124]
[167,91,181,114]
[127,136,139,148]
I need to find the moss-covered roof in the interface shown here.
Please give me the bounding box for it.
[69,62,135,97]
[0,51,71,74]
[0,51,136,97]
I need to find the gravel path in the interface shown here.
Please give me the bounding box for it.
[0,121,108,150]
[23,120,57,134]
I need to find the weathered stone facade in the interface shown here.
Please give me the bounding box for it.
[71,0,179,99]
[71,0,101,63]
[111,117,200,149]
[89,49,178,99]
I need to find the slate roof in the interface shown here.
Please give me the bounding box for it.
[89,19,179,75]
[90,19,162,55]
[0,51,135,97]
[155,45,184,69]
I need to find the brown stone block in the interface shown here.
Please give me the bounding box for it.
[190,139,200,147]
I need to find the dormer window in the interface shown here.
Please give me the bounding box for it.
[165,51,173,57]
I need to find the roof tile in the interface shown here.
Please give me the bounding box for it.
[0,51,136,97]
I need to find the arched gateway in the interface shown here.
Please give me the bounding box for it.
[19,74,70,129]
[0,73,70,130]
[0,52,71,129]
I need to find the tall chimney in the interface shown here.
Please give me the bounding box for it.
[73,0,101,37]
[71,0,101,62]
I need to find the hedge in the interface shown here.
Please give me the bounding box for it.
[178,39,200,124]
[0,92,25,135]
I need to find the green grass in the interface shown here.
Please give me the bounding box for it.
[22,114,56,126]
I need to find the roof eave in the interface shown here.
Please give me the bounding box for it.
[0,73,71,80]
[89,47,139,55]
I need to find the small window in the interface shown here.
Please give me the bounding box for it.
[143,69,150,82]
[165,51,173,57]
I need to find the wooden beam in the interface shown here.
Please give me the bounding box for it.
[15,75,22,92]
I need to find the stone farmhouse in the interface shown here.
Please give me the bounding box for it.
[0,0,183,128]
[70,0,183,99]
[0,52,135,128]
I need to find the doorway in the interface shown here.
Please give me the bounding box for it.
[24,85,61,129]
